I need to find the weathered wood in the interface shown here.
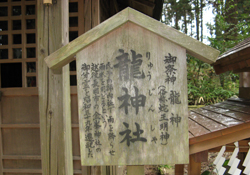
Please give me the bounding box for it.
[90,1,103,173]
[190,126,250,154]
[0,96,40,174]
[37,1,50,174]
[77,22,188,165]
[38,0,68,174]
[2,96,39,124]
[2,128,40,155]
[175,164,184,175]
[189,121,250,145]
[127,166,144,175]
[45,7,219,70]
[63,67,74,172]
[45,7,128,70]
[62,0,74,174]
[188,155,201,175]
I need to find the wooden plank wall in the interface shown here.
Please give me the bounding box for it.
[0,1,119,174]
[0,95,41,174]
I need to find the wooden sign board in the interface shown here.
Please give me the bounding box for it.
[77,22,189,165]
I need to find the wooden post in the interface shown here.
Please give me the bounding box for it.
[62,0,74,175]
[175,164,184,175]
[127,166,144,175]
[38,0,72,174]
[188,154,201,175]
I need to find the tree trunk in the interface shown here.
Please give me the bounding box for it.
[195,0,200,41]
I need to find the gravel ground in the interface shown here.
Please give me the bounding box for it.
[143,152,233,175]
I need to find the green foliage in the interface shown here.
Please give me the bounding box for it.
[162,0,249,105]
[187,56,239,105]
[223,159,229,166]
[207,0,250,53]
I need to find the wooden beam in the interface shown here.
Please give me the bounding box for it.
[45,7,128,70]
[209,140,250,152]
[38,0,69,174]
[234,67,250,73]
[189,126,250,154]
[44,8,219,70]
[0,87,38,96]
[0,124,40,128]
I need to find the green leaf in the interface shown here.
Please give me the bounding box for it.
[223,159,229,166]
[201,170,211,175]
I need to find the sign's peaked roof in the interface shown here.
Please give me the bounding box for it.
[45,7,220,70]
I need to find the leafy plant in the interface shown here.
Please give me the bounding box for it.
[187,56,238,105]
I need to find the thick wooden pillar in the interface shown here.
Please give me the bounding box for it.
[175,164,184,175]
[38,0,72,174]
[61,0,74,174]
[188,151,208,175]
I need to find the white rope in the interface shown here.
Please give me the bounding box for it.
[227,142,242,175]
[243,142,250,175]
